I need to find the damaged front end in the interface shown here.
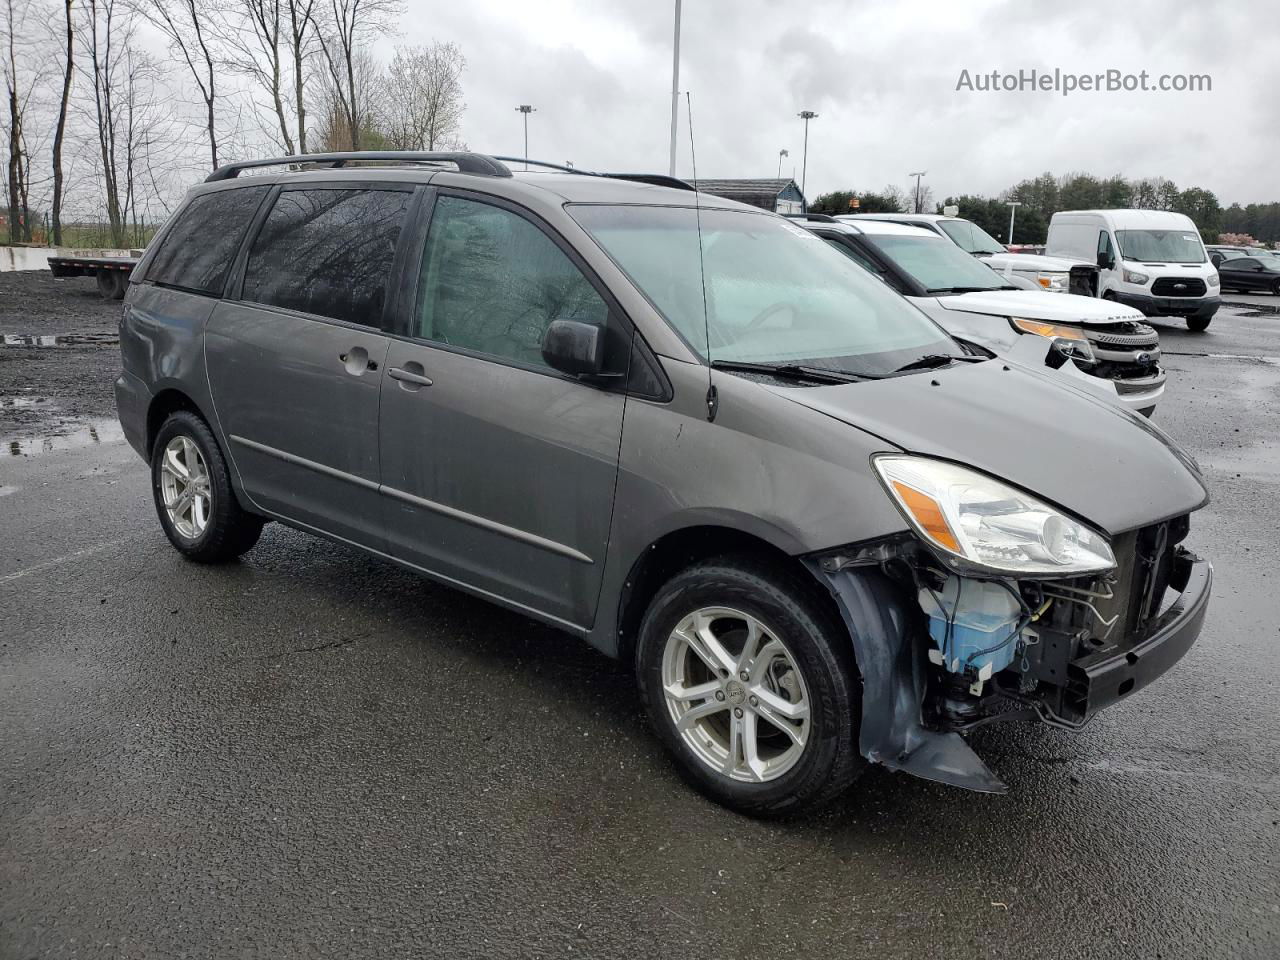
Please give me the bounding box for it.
[804,473,1212,795]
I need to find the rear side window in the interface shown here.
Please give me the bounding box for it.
[146,186,269,295]
[414,195,607,368]
[242,188,411,326]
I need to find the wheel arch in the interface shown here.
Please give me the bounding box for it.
[146,388,211,457]
[612,524,843,668]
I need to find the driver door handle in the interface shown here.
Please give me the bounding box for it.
[389,366,433,388]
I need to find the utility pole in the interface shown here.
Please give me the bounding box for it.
[910,170,927,213]
[798,111,817,209]
[515,105,535,169]
[1006,200,1022,245]
[777,149,789,179]
[668,0,681,177]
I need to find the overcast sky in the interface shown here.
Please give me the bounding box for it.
[389,0,1279,205]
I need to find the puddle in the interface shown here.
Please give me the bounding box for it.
[1,333,119,347]
[2,417,125,457]
[1,397,51,410]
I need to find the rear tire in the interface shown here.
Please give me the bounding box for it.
[151,411,263,563]
[96,269,124,300]
[635,556,863,818]
[1272,279,1280,296]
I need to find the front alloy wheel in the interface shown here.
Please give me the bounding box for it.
[636,557,863,817]
[662,607,810,783]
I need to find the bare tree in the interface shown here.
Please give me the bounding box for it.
[380,42,464,151]
[312,42,379,151]
[316,0,400,151]
[3,0,39,242]
[134,0,221,170]
[51,0,74,245]
[223,0,320,154]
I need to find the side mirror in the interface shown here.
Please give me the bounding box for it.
[541,319,605,377]
[1097,250,1115,270]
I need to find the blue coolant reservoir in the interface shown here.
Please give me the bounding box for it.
[917,576,1022,680]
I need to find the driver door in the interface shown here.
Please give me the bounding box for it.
[378,191,628,630]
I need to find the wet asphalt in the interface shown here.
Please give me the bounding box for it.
[1,296,1278,959]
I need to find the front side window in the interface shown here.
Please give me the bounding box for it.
[570,204,957,376]
[860,233,1013,293]
[147,186,269,295]
[415,195,608,368]
[1116,229,1207,264]
[242,188,411,325]
[1097,230,1115,261]
[936,219,1007,255]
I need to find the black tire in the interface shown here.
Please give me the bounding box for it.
[96,269,124,300]
[151,410,264,563]
[1186,314,1212,332]
[1272,279,1280,296]
[635,556,863,818]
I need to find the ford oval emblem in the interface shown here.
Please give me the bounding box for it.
[1174,283,1187,290]
[1136,352,1153,365]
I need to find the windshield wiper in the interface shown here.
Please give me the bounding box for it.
[710,360,870,384]
[890,353,983,374]
[925,285,1002,294]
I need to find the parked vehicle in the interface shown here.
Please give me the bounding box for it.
[794,216,1165,415]
[847,212,1096,295]
[48,253,140,299]
[1216,254,1280,294]
[117,152,1212,816]
[1206,244,1280,268]
[1045,210,1220,331]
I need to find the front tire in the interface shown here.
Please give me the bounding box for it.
[1187,314,1212,332]
[635,557,863,817]
[151,411,263,563]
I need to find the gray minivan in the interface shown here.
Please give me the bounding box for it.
[116,152,1212,816]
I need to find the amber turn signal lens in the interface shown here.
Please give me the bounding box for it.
[891,481,962,553]
[1010,317,1088,340]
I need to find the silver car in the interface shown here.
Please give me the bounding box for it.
[116,152,1212,816]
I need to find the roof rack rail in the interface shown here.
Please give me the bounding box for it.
[492,157,696,193]
[205,151,513,182]
[782,212,838,222]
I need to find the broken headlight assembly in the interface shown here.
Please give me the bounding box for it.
[872,455,1116,577]
[1035,271,1069,291]
[1009,317,1095,363]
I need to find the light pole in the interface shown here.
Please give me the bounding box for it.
[777,149,789,179]
[909,170,927,213]
[1006,200,1022,245]
[515,105,535,169]
[798,111,817,208]
[668,0,681,177]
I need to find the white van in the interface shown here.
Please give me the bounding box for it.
[1045,210,1220,331]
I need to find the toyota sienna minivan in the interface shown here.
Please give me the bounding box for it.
[116,152,1213,817]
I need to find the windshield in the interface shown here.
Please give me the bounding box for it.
[569,204,958,375]
[860,233,1013,292]
[936,219,1007,255]
[1116,229,1207,264]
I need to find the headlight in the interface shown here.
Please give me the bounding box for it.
[1036,272,1068,291]
[1009,317,1095,362]
[873,456,1116,576]
[1124,269,1150,284]
[1208,273,1220,288]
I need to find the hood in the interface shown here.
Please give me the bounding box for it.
[936,289,1147,325]
[774,359,1207,536]
[981,252,1083,272]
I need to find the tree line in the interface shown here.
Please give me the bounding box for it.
[813,171,1280,246]
[1,0,466,249]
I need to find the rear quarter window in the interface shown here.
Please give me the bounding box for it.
[145,186,270,295]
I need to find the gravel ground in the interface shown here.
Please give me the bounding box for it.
[0,272,121,437]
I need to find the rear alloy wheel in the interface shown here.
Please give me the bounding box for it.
[636,558,863,817]
[151,411,264,563]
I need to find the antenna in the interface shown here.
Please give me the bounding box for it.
[686,91,717,422]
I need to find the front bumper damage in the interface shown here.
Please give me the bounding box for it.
[805,533,1212,794]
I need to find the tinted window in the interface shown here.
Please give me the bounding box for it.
[147,186,268,295]
[243,189,411,326]
[416,196,607,368]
